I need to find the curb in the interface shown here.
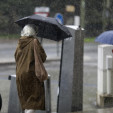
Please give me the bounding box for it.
[0,58,60,66]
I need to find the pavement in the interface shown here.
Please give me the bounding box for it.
[68,107,113,113]
[0,39,61,64]
[0,39,98,64]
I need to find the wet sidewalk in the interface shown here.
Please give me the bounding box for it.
[0,39,61,64]
[69,107,113,113]
[0,39,98,64]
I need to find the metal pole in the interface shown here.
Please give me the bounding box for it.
[80,0,85,28]
[57,39,64,112]
[102,0,110,31]
[45,75,51,113]
[57,42,60,56]
[102,0,106,31]
[106,0,110,8]
[40,37,43,45]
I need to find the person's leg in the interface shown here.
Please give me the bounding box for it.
[25,109,35,113]
[24,109,27,113]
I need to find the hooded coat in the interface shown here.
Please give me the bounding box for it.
[15,36,47,110]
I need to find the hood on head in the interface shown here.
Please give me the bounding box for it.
[18,36,34,49]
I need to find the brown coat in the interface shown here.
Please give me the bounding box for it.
[14,36,47,110]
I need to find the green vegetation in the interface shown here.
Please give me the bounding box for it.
[84,37,96,43]
[0,34,19,39]
[0,34,96,43]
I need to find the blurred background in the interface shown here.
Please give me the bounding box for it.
[0,0,113,37]
[0,0,113,113]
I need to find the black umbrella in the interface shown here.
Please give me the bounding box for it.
[15,15,72,41]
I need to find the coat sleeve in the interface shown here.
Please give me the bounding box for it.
[34,38,47,63]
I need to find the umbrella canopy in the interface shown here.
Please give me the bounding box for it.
[15,15,72,41]
[95,30,113,45]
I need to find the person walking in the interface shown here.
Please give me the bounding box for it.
[15,24,48,113]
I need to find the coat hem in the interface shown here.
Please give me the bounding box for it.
[22,107,45,111]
